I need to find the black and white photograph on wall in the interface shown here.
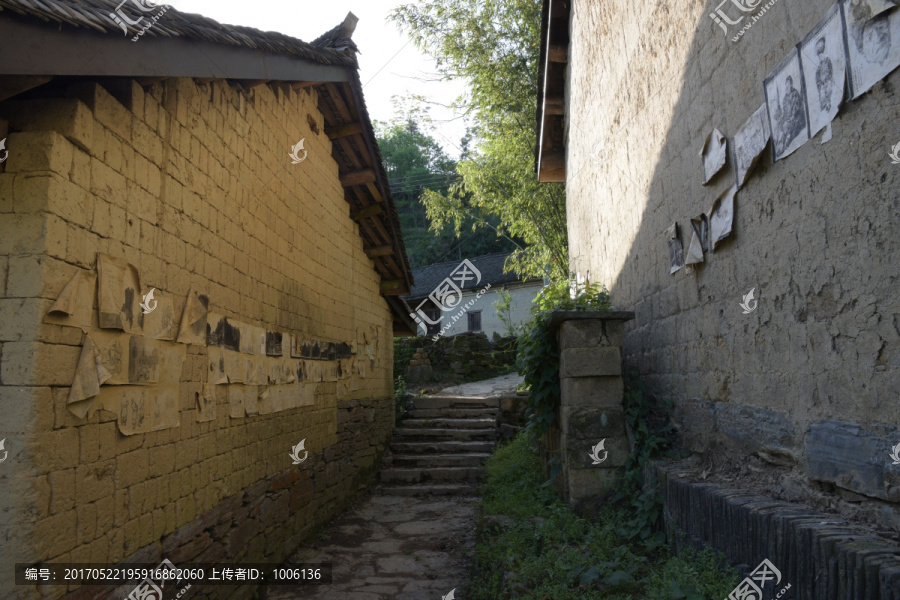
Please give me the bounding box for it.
[691,214,710,255]
[708,186,736,252]
[733,103,771,188]
[667,222,685,274]
[764,49,811,161]
[700,128,728,184]
[842,0,900,98]
[844,0,897,26]
[799,4,848,138]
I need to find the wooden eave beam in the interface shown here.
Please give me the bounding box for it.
[365,244,394,258]
[549,44,568,63]
[237,79,268,89]
[0,75,53,102]
[351,204,384,221]
[340,169,377,188]
[326,122,364,139]
[539,153,566,183]
[380,280,409,295]
[545,96,565,115]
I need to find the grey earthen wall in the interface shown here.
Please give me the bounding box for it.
[565,0,900,507]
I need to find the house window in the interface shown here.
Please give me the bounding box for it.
[467,310,482,332]
[425,307,441,335]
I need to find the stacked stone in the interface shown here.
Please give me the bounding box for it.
[406,349,433,383]
[557,314,632,508]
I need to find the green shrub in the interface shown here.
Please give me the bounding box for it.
[394,376,411,424]
[393,338,418,378]
[467,433,739,600]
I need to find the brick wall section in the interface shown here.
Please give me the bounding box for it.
[564,0,900,498]
[0,78,394,599]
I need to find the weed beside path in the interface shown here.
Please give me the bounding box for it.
[467,434,739,599]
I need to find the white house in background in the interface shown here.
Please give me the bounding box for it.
[405,252,544,339]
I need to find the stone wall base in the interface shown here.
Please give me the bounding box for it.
[60,397,393,600]
[653,463,900,600]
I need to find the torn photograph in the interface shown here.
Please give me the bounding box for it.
[700,128,728,184]
[733,103,771,188]
[800,4,848,138]
[97,253,143,333]
[667,222,685,274]
[844,0,897,27]
[842,0,900,97]
[765,48,812,161]
[691,214,710,255]
[709,185,737,252]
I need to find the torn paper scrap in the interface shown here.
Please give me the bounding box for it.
[127,336,162,384]
[97,253,142,333]
[142,291,177,341]
[176,287,209,345]
[667,223,685,275]
[733,104,771,188]
[104,385,180,435]
[197,383,218,422]
[691,214,710,255]
[709,185,737,252]
[91,330,131,385]
[45,270,96,328]
[842,0,900,99]
[800,5,847,139]
[700,128,728,185]
[207,347,228,384]
[67,334,101,418]
[844,0,897,27]
[228,385,258,418]
[685,229,705,266]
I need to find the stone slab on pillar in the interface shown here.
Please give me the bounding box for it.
[550,310,635,509]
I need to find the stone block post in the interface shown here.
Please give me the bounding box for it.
[550,311,635,508]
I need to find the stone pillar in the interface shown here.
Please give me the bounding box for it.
[552,311,634,508]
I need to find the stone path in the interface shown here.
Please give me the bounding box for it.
[435,373,523,398]
[264,377,519,599]
[267,494,477,599]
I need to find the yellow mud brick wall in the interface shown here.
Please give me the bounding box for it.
[0,77,393,598]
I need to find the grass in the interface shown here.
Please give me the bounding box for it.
[466,434,739,599]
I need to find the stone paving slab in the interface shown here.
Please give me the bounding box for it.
[266,494,477,600]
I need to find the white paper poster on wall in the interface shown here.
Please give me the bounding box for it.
[733,104,771,188]
[800,4,848,138]
[842,0,900,98]
[700,128,728,184]
[764,48,812,161]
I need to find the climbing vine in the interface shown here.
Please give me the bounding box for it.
[517,279,612,435]
[612,371,677,547]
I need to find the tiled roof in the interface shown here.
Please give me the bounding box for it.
[406,252,542,299]
[0,0,356,67]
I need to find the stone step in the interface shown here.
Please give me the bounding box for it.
[408,407,499,419]
[389,440,496,454]
[391,452,492,468]
[393,427,497,441]
[412,395,500,410]
[379,466,485,484]
[378,483,479,497]
[400,417,497,429]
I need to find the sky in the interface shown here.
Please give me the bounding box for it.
[167,0,470,159]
